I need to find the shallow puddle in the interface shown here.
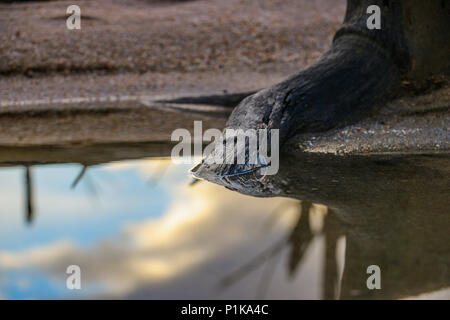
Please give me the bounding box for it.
[0,149,448,299]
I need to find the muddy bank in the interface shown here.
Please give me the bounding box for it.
[0,85,448,163]
[290,86,450,155]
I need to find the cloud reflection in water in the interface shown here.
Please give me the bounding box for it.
[0,160,324,299]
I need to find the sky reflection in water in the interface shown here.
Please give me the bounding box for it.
[0,159,448,300]
[0,160,322,299]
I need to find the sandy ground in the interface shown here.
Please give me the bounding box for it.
[0,0,343,99]
[0,0,341,76]
[0,0,448,159]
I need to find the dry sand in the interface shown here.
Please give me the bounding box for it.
[0,0,342,77]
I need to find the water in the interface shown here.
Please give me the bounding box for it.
[0,148,448,299]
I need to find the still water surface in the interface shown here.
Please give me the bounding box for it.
[0,154,448,299]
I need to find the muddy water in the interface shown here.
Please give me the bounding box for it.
[0,144,448,299]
